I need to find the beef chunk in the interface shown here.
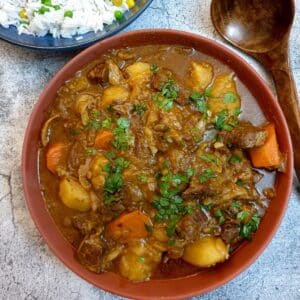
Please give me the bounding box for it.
[221,221,240,245]
[220,122,267,149]
[76,230,104,273]
[87,63,108,83]
[177,209,208,242]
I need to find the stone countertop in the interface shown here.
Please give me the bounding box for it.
[0,1,300,299]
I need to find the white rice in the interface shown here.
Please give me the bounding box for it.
[0,0,129,38]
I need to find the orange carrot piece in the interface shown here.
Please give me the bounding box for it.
[250,123,281,168]
[94,130,114,150]
[107,211,152,240]
[46,143,67,173]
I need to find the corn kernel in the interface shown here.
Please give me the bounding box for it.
[112,0,123,6]
[126,0,135,9]
[19,8,27,19]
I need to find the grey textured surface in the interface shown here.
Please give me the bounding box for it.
[0,1,300,299]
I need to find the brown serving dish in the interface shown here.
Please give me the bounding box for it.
[22,29,293,299]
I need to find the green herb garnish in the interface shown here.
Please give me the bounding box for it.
[151,64,159,74]
[239,215,260,240]
[223,92,238,103]
[199,169,215,184]
[154,78,179,111]
[214,209,225,225]
[132,104,147,116]
[229,155,241,164]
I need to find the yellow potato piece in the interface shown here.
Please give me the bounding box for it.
[190,61,213,91]
[119,241,162,282]
[126,62,151,86]
[59,178,91,212]
[208,73,241,116]
[100,85,129,108]
[183,237,229,267]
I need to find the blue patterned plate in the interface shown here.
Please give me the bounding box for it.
[0,0,152,51]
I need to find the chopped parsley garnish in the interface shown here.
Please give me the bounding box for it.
[105,151,116,160]
[229,155,241,164]
[214,209,225,225]
[153,171,194,237]
[85,149,97,156]
[112,117,132,151]
[101,118,112,129]
[154,78,179,111]
[84,119,101,130]
[205,87,212,97]
[239,214,260,240]
[104,173,123,194]
[231,201,240,209]
[215,109,240,131]
[223,92,238,103]
[64,10,73,18]
[167,239,175,246]
[103,156,129,204]
[137,257,145,263]
[186,168,195,177]
[190,92,208,114]
[200,153,219,164]
[132,104,147,116]
[138,174,148,183]
[236,179,245,187]
[71,128,79,136]
[237,210,248,222]
[151,64,159,74]
[115,157,130,173]
[199,169,215,184]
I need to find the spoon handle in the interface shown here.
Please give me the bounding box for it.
[270,67,300,180]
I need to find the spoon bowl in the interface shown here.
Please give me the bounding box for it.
[211,0,294,53]
[211,0,300,180]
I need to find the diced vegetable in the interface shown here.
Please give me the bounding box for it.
[107,211,152,240]
[183,237,229,267]
[112,0,122,6]
[208,74,241,116]
[100,85,129,108]
[249,123,281,168]
[94,130,114,150]
[119,241,161,282]
[59,178,91,212]
[126,0,135,9]
[126,62,151,86]
[46,143,67,173]
[190,61,213,91]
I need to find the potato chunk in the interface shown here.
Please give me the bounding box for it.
[126,62,151,86]
[119,240,162,282]
[190,61,213,91]
[59,178,91,212]
[207,74,241,116]
[183,237,229,267]
[100,85,129,108]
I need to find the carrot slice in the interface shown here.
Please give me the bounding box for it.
[94,130,114,150]
[107,211,152,240]
[46,143,67,173]
[250,123,281,168]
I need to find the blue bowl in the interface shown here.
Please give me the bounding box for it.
[0,0,153,51]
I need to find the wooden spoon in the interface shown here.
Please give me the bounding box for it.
[211,0,300,180]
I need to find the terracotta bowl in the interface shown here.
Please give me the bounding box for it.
[22,29,293,299]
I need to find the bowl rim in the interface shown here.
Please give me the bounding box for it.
[0,0,153,51]
[22,29,293,299]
